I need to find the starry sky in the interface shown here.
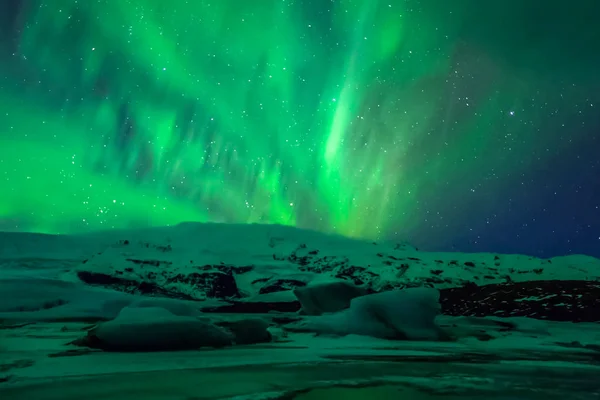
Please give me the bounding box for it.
[0,0,599,258]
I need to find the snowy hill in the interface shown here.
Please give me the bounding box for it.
[1,222,599,322]
[1,222,600,399]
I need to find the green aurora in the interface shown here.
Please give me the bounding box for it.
[0,0,598,241]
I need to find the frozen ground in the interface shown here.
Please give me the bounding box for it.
[1,222,599,399]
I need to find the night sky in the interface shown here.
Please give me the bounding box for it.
[0,0,599,258]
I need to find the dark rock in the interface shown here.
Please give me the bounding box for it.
[439,280,600,322]
[258,279,307,295]
[125,259,172,267]
[77,271,195,300]
[195,264,254,275]
[77,271,124,286]
[166,271,240,299]
[335,265,377,286]
[398,263,410,274]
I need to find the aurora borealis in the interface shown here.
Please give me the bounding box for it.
[1,0,599,256]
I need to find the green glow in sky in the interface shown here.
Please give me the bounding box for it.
[0,0,597,240]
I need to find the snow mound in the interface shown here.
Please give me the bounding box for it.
[285,287,444,341]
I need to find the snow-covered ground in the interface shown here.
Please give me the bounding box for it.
[1,222,599,399]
